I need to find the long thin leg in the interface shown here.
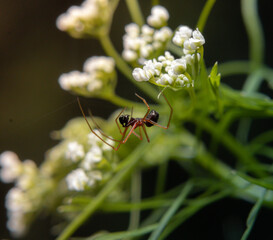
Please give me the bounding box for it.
[135,93,150,119]
[122,123,138,144]
[144,93,173,129]
[115,108,126,135]
[77,97,117,149]
[88,109,122,142]
[142,125,150,142]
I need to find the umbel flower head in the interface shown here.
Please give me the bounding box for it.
[56,0,114,38]
[122,5,172,64]
[132,26,205,89]
[58,56,116,98]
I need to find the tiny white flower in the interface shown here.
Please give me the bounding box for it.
[58,71,90,90]
[147,5,169,28]
[5,188,32,212]
[132,68,150,82]
[153,26,172,42]
[83,56,115,74]
[7,211,26,237]
[122,49,138,62]
[0,151,23,183]
[141,24,154,36]
[172,25,193,46]
[66,168,89,191]
[87,78,103,92]
[66,141,84,162]
[140,44,153,58]
[125,23,140,37]
[156,74,174,85]
[192,28,205,45]
[16,160,37,190]
[81,145,103,170]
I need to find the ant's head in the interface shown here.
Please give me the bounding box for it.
[119,114,130,127]
[145,110,159,127]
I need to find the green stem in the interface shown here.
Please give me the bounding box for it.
[125,0,144,26]
[106,94,142,108]
[127,169,141,233]
[99,34,159,101]
[148,181,193,240]
[241,0,264,69]
[196,0,217,32]
[155,162,168,195]
[57,132,159,240]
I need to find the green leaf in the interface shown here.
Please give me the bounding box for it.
[241,189,266,240]
[209,61,221,89]
[148,181,193,240]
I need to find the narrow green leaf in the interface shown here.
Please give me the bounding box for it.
[241,189,266,240]
[148,181,193,240]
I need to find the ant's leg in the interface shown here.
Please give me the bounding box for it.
[144,93,173,129]
[135,93,150,119]
[77,97,117,149]
[121,123,138,144]
[115,107,126,135]
[87,109,120,142]
[142,125,150,142]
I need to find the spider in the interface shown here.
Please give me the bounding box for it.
[77,93,173,151]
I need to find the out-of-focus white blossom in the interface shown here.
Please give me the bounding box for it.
[65,141,85,162]
[5,188,32,236]
[58,56,116,97]
[66,168,89,191]
[56,0,112,38]
[17,160,37,190]
[122,6,172,64]
[147,5,169,28]
[84,56,115,74]
[81,145,102,170]
[0,151,23,183]
[66,168,102,191]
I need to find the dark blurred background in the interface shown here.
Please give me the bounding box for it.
[0,0,272,239]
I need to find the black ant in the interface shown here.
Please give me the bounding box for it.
[77,93,173,151]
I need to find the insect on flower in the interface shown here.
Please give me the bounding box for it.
[77,93,173,151]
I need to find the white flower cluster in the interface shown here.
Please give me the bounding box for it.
[0,151,39,236]
[133,51,199,88]
[56,0,112,38]
[122,5,172,64]
[173,26,205,54]
[132,25,205,89]
[58,56,116,97]
[65,130,114,191]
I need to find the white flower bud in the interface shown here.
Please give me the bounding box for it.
[172,25,192,46]
[65,141,85,162]
[122,49,138,62]
[125,23,140,37]
[84,56,115,74]
[147,5,169,28]
[153,26,172,42]
[132,68,150,82]
[66,168,89,191]
[0,151,23,183]
[81,145,102,170]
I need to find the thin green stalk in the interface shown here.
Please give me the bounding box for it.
[196,0,217,32]
[155,162,168,195]
[241,189,266,240]
[99,34,159,101]
[241,0,264,69]
[57,132,159,240]
[148,181,193,240]
[127,169,141,233]
[105,94,143,108]
[217,60,251,77]
[125,0,144,26]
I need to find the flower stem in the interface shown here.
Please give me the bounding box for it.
[196,0,217,32]
[125,0,145,26]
